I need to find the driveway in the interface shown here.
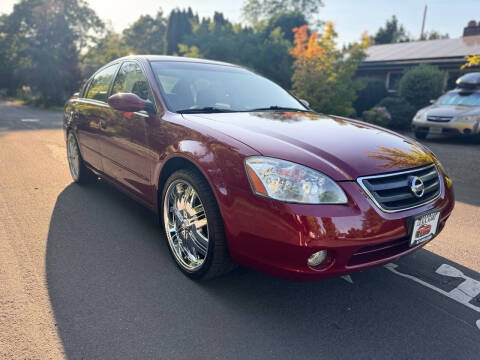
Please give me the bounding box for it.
[0,100,479,359]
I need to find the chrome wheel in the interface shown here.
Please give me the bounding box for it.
[163,180,209,271]
[67,133,80,181]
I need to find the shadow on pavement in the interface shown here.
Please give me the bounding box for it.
[46,182,480,360]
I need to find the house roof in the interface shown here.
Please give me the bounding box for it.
[364,35,480,63]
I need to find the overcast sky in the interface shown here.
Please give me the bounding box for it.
[1,0,479,45]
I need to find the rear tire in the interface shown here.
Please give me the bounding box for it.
[161,168,235,280]
[66,131,96,184]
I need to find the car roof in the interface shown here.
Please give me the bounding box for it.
[114,55,239,68]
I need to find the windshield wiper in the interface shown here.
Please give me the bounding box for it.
[246,106,311,112]
[177,107,237,114]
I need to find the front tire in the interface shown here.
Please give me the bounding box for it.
[161,168,235,280]
[66,131,96,184]
[414,129,428,140]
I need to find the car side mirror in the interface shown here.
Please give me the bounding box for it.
[143,99,156,115]
[299,99,310,109]
[429,99,435,104]
[108,93,156,115]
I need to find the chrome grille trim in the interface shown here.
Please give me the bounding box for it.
[427,115,452,122]
[357,164,441,213]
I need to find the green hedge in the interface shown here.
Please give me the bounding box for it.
[398,64,445,109]
[362,106,391,127]
[377,97,416,130]
[354,77,388,116]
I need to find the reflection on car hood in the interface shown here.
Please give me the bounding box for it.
[424,104,480,118]
[183,111,436,181]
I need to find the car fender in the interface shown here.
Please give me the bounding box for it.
[152,136,259,216]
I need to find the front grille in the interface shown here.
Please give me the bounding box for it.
[357,164,441,212]
[427,115,452,122]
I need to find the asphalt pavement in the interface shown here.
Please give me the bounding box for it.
[0,100,479,359]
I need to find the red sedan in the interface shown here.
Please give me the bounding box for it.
[64,56,454,281]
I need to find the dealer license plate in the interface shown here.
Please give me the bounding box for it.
[429,127,443,134]
[410,211,440,247]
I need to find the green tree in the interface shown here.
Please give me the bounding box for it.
[421,30,449,40]
[213,11,228,26]
[242,0,323,25]
[0,14,21,95]
[182,13,293,88]
[0,0,103,105]
[123,10,167,54]
[290,23,369,116]
[373,15,410,44]
[398,64,445,109]
[178,44,202,58]
[264,10,307,42]
[164,8,196,55]
[81,31,131,77]
[253,27,293,88]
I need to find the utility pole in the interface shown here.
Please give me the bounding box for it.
[420,4,427,40]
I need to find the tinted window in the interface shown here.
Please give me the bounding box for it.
[436,92,480,106]
[85,64,119,102]
[112,62,152,102]
[150,61,305,112]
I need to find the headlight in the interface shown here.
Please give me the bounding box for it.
[245,157,348,204]
[454,115,480,123]
[413,111,427,122]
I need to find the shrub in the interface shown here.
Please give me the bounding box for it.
[362,106,391,127]
[377,97,416,130]
[354,77,388,116]
[398,64,445,109]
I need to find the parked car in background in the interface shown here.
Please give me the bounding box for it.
[64,55,454,281]
[412,72,480,139]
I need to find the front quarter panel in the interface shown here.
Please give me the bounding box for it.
[149,113,261,218]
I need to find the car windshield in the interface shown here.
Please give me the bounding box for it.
[150,61,307,113]
[436,91,480,107]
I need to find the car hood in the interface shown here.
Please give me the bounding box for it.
[183,111,436,181]
[424,104,479,118]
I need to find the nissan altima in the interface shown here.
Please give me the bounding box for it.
[64,55,454,281]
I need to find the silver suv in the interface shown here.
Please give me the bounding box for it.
[412,72,480,139]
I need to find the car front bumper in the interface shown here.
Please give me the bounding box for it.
[412,118,480,136]
[224,168,455,281]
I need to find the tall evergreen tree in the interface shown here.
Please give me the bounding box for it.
[373,15,410,44]
[213,12,227,26]
[164,8,195,55]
